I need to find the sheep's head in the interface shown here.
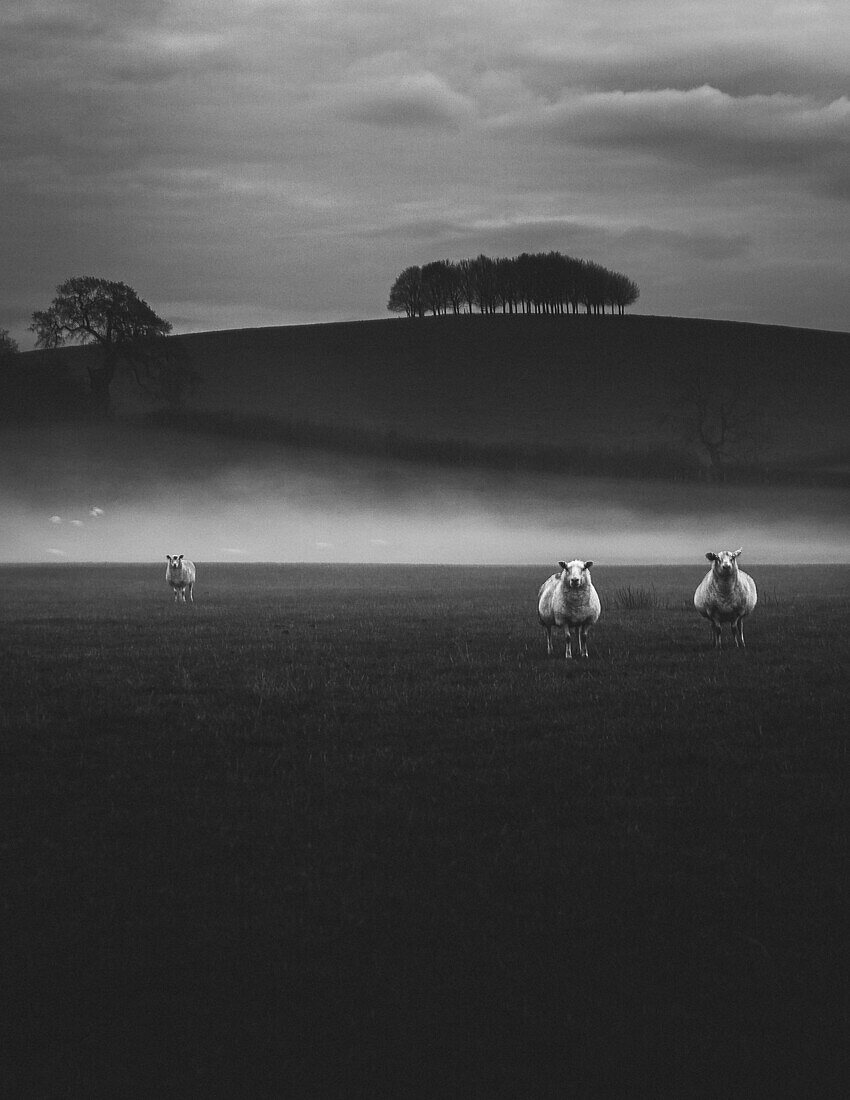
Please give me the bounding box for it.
[166,553,184,573]
[706,548,742,577]
[559,559,594,589]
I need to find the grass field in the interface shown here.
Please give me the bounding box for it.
[2,564,848,1097]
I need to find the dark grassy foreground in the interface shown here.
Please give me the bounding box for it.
[2,564,847,1097]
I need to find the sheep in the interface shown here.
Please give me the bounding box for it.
[165,554,196,603]
[538,559,601,659]
[694,548,757,649]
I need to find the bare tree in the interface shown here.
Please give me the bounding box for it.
[671,371,771,479]
[30,276,185,413]
[609,272,640,315]
[421,261,454,316]
[387,266,424,317]
[0,327,19,363]
[387,251,641,318]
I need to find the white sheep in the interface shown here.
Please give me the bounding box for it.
[694,548,757,649]
[538,559,601,659]
[165,554,196,603]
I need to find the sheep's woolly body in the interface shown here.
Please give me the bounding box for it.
[694,549,757,648]
[694,574,757,623]
[538,575,601,629]
[538,560,601,658]
[166,555,196,603]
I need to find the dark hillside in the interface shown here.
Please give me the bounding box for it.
[14,315,850,466]
[4,315,848,563]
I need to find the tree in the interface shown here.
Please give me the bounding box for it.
[387,266,424,317]
[421,261,453,316]
[387,251,640,318]
[0,327,19,363]
[471,254,498,314]
[670,371,770,480]
[456,259,478,314]
[30,276,182,412]
[609,272,640,315]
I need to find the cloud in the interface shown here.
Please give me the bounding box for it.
[335,70,474,129]
[617,227,752,262]
[1,0,849,343]
[359,212,753,271]
[490,86,850,192]
[104,31,235,86]
[505,37,849,101]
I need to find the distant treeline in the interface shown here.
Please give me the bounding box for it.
[387,251,640,318]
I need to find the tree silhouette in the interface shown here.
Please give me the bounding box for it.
[387,252,639,319]
[30,276,183,412]
[387,267,425,317]
[0,328,19,364]
[421,261,455,315]
[670,372,770,480]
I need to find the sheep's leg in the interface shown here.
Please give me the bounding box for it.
[543,625,553,656]
[188,582,194,603]
[173,586,179,603]
[734,617,745,648]
[565,627,575,659]
[710,619,722,649]
[579,624,589,658]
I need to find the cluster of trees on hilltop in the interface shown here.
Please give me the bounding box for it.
[387,252,639,318]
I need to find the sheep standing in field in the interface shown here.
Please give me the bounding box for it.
[165,554,196,603]
[694,548,757,649]
[538,560,601,659]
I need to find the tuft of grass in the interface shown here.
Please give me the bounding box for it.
[609,583,668,610]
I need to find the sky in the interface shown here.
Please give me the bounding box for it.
[2,0,848,348]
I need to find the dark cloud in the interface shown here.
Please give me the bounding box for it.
[504,42,849,100]
[1,0,848,345]
[489,86,850,193]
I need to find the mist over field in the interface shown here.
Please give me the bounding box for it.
[2,424,847,565]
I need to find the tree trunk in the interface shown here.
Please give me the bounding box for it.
[87,352,116,416]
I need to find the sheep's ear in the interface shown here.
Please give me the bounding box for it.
[178,554,184,561]
[584,561,593,570]
[558,561,567,570]
[732,547,742,558]
[706,552,717,561]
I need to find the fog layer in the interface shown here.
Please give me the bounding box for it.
[2,427,847,564]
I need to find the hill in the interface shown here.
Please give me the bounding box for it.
[2,315,848,563]
[11,314,850,464]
